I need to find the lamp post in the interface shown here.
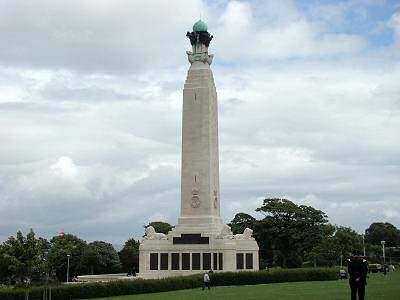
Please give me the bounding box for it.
[340,253,343,268]
[362,235,366,257]
[66,254,71,283]
[381,241,385,265]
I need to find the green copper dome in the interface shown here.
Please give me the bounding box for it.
[193,20,207,32]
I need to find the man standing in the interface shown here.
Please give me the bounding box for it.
[202,272,211,290]
[347,250,368,300]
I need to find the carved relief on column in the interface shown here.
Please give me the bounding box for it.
[213,189,218,208]
[191,188,200,208]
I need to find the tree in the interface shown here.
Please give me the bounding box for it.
[365,222,400,247]
[255,198,332,268]
[119,238,140,274]
[0,245,10,283]
[81,241,121,275]
[0,229,48,284]
[229,213,256,234]
[306,226,362,267]
[307,237,340,267]
[365,243,383,263]
[47,234,87,281]
[334,226,362,256]
[145,221,173,235]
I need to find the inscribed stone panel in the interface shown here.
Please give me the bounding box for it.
[182,253,190,270]
[150,253,158,270]
[246,253,253,269]
[192,253,200,270]
[203,253,211,270]
[160,253,168,270]
[236,253,244,270]
[172,253,180,270]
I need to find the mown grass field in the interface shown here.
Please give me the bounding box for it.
[81,270,400,300]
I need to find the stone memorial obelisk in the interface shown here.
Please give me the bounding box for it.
[138,20,259,278]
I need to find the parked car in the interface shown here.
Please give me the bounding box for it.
[339,269,347,279]
[368,263,382,273]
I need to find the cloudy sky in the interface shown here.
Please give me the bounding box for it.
[0,0,399,245]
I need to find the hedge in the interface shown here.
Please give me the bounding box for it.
[0,268,338,300]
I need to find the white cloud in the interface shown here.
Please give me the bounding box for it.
[0,0,204,73]
[51,156,78,178]
[390,12,400,47]
[212,1,367,63]
[0,0,399,243]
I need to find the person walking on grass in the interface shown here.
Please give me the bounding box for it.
[202,271,211,290]
[347,250,368,300]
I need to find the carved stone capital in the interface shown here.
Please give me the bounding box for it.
[186,31,213,47]
[186,51,213,65]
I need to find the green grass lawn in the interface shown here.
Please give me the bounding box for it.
[81,271,400,300]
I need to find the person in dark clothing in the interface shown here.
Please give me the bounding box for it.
[347,251,368,300]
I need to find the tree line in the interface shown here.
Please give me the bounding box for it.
[0,198,399,285]
[229,198,400,268]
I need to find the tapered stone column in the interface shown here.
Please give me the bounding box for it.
[138,20,259,279]
[175,25,223,234]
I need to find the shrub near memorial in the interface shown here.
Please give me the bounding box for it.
[0,268,338,300]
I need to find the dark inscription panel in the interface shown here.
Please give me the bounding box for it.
[150,253,158,270]
[160,253,168,270]
[182,253,190,270]
[192,253,200,270]
[236,253,244,270]
[218,253,223,270]
[246,253,253,269]
[203,253,211,270]
[213,253,218,270]
[173,234,209,244]
[172,253,180,270]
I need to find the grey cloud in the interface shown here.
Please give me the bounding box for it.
[0,0,373,74]
[0,1,399,244]
[220,97,245,114]
[0,0,202,73]
[0,101,71,113]
[0,156,180,242]
[42,84,133,102]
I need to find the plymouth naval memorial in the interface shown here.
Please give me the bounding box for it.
[138,21,259,278]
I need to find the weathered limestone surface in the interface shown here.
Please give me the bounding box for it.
[138,23,259,279]
[176,46,223,235]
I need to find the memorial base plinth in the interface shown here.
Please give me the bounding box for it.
[138,228,259,279]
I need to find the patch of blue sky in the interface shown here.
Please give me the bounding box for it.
[296,0,398,47]
[203,0,397,49]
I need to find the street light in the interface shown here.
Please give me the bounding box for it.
[381,241,385,265]
[66,254,71,283]
[362,235,366,257]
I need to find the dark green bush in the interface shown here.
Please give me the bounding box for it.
[0,268,337,300]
